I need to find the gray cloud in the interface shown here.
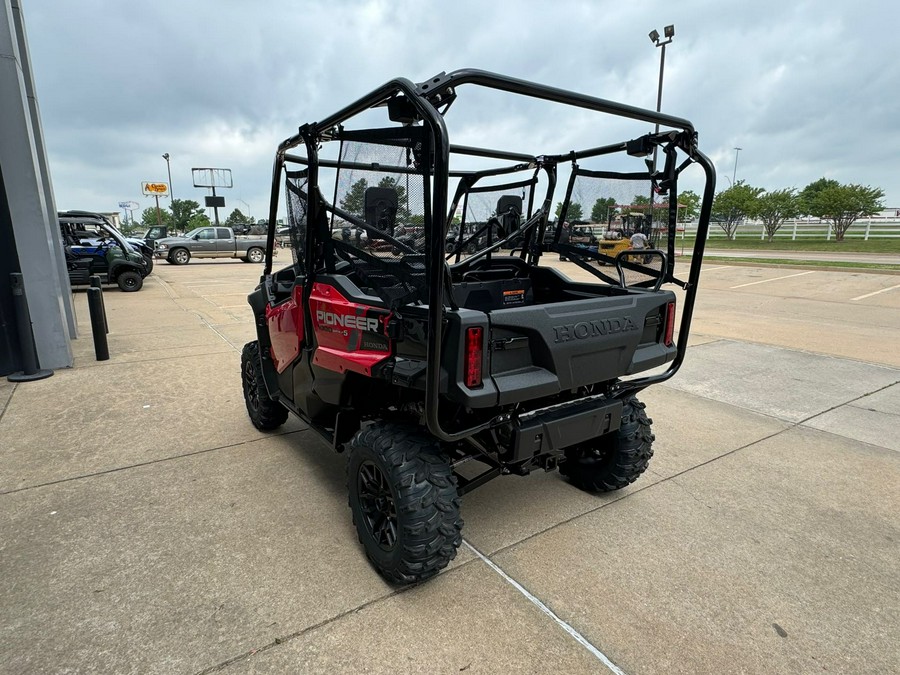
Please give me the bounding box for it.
[24,0,900,221]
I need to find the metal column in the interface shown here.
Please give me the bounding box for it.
[0,0,75,374]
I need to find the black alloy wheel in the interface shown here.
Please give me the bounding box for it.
[347,423,463,584]
[356,460,398,550]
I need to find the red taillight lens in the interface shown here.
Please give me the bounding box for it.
[464,326,484,388]
[664,301,676,347]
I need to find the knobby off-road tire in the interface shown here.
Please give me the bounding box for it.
[116,270,143,292]
[560,396,654,492]
[347,423,463,584]
[240,341,288,431]
[142,255,154,274]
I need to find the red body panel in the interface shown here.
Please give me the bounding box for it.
[265,285,304,373]
[309,282,391,376]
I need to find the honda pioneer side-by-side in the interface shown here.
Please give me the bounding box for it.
[241,69,715,583]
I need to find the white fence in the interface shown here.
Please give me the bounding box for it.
[679,219,900,241]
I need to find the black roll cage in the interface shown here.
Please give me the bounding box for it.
[262,68,716,443]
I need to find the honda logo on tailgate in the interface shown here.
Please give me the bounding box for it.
[552,317,637,343]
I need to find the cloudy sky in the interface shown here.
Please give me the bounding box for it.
[22,0,900,223]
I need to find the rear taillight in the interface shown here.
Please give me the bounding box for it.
[664,301,676,347]
[464,326,484,388]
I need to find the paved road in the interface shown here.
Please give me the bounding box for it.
[1,258,897,674]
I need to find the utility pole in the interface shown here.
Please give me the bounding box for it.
[162,153,174,202]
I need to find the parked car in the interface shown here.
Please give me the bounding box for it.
[154,226,269,264]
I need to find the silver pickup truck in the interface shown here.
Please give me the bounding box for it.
[154,226,268,265]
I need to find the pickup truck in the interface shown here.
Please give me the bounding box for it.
[154,226,268,265]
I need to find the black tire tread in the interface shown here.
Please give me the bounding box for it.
[116,270,143,292]
[560,396,654,492]
[240,341,288,431]
[348,423,463,584]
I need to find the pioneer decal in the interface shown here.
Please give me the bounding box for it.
[316,310,380,333]
[552,317,638,343]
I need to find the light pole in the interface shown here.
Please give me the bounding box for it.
[648,24,674,239]
[648,25,674,168]
[237,199,251,221]
[162,153,174,202]
[732,147,742,186]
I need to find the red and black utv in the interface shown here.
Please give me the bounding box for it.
[241,69,715,584]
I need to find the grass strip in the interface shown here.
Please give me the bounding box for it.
[682,256,900,271]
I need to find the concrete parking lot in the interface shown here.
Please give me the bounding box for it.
[1,256,898,674]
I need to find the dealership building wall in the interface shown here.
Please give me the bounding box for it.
[0,0,75,376]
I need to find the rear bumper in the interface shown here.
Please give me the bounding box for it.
[509,397,623,462]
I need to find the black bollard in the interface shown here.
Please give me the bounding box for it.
[7,273,54,382]
[87,287,110,361]
[88,275,108,334]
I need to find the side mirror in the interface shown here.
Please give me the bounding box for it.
[192,234,200,240]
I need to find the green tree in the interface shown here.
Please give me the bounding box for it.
[555,201,583,221]
[755,188,800,242]
[803,182,884,241]
[798,178,839,216]
[676,190,701,222]
[225,208,249,226]
[170,199,205,233]
[187,212,211,230]
[591,197,617,223]
[711,181,764,240]
[140,206,171,228]
[340,178,368,216]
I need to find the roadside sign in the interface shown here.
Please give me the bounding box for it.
[119,200,140,210]
[192,168,233,188]
[142,182,169,196]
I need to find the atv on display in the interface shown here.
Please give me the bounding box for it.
[59,210,156,274]
[60,213,150,292]
[241,69,715,584]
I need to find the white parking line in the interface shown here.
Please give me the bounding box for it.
[463,541,626,674]
[730,271,815,289]
[851,283,900,302]
[701,266,730,272]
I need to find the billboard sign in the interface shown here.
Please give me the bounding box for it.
[142,182,169,196]
[192,168,233,188]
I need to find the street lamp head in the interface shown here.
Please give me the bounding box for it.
[649,29,660,43]
[664,24,675,38]
[162,153,169,161]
